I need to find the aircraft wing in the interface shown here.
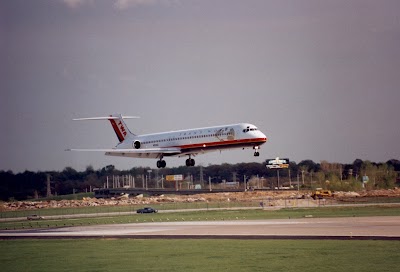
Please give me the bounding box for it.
[67,147,182,159]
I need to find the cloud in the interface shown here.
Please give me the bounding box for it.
[114,0,178,10]
[61,0,177,10]
[61,0,93,9]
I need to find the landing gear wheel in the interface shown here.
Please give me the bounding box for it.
[254,151,260,157]
[185,158,195,167]
[157,160,166,168]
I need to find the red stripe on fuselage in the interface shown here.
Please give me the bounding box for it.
[174,137,267,151]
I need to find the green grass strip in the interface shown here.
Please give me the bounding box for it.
[1,239,399,272]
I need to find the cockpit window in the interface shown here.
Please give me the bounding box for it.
[243,127,257,133]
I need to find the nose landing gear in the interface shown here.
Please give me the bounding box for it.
[254,146,260,157]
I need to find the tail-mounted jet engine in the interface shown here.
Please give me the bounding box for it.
[133,141,141,149]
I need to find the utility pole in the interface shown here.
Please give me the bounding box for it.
[297,172,300,191]
[46,174,52,198]
[200,165,204,184]
[147,170,152,189]
[277,170,280,189]
[156,170,159,188]
[340,165,343,181]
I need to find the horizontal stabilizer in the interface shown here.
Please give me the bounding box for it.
[73,114,138,143]
[73,116,140,121]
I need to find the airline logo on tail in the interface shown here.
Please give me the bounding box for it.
[109,117,128,142]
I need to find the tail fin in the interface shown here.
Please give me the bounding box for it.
[108,114,136,142]
[73,114,139,143]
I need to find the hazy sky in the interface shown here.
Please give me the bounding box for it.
[1,0,400,172]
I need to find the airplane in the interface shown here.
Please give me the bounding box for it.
[68,114,268,168]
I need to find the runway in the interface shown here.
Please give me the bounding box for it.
[1,216,400,240]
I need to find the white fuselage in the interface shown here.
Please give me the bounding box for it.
[111,123,267,159]
[70,114,268,168]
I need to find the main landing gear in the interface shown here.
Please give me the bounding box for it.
[185,155,195,167]
[156,156,195,168]
[254,146,260,157]
[157,158,166,168]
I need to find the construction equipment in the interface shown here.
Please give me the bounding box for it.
[311,190,334,200]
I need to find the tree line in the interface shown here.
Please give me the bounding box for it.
[1,159,399,201]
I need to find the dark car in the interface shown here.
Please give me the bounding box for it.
[136,207,158,214]
[27,214,44,220]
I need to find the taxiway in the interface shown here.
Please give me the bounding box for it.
[1,216,400,240]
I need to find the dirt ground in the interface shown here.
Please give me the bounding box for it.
[2,188,400,211]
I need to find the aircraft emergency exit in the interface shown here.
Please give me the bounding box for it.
[68,114,268,168]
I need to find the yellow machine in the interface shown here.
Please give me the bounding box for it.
[311,190,333,200]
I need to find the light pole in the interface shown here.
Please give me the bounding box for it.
[146,170,152,190]
[208,176,220,192]
[277,170,280,189]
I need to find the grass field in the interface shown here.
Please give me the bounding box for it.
[2,206,400,271]
[0,201,261,219]
[0,239,399,272]
[2,205,400,230]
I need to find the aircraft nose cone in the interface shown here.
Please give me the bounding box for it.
[259,131,267,143]
[261,132,268,142]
